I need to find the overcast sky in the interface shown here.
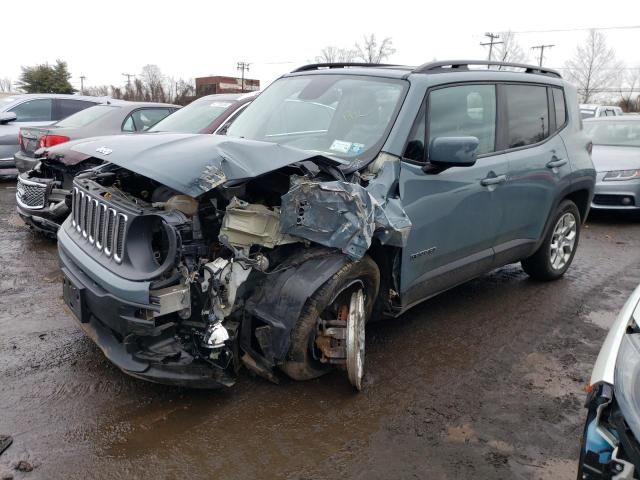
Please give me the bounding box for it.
[2,0,639,91]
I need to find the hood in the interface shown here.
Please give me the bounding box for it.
[591,145,640,173]
[67,133,341,197]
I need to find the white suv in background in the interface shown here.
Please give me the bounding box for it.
[580,104,623,119]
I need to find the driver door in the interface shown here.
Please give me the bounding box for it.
[399,83,508,307]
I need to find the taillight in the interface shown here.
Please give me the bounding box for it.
[586,141,593,155]
[18,132,24,148]
[39,135,70,149]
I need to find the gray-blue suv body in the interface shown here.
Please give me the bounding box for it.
[55,60,595,389]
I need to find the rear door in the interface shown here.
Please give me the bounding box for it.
[399,82,508,306]
[494,84,571,264]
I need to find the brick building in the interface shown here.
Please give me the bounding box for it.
[195,76,260,96]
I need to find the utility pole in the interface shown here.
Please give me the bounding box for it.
[80,75,86,95]
[236,62,250,93]
[531,44,555,67]
[480,33,503,64]
[122,73,134,87]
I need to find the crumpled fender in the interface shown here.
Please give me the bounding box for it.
[242,250,350,366]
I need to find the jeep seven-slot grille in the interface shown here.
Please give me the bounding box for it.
[71,187,128,263]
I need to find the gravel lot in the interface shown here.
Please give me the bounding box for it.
[1,174,639,480]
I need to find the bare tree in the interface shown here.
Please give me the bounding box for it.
[0,77,12,92]
[495,31,528,64]
[564,30,623,103]
[354,34,396,63]
[140,64,166,102]
[617,67,640,112]
[314,46,356,63]
[84,85,110,97]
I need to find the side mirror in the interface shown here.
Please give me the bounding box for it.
[428,136,479,168]
[0,112,17,124]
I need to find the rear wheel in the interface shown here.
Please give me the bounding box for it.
[522,200,581,281]
[280,256,379,389]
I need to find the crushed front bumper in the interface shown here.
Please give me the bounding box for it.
[58,225,235,389]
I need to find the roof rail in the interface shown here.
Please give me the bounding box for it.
[291,62,400,73]
[413,60,562,78]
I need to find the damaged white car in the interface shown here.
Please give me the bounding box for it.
[56,61,594,389]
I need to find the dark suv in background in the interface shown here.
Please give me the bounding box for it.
[55,61,595,390]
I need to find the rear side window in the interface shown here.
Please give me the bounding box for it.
[428,84,496,156]
[11,99,52,122]
[504,85,549,148]
[123,108,172,132]
[552,88,566,129]
[54,99,96,120]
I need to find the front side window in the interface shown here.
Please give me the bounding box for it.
[504,85,549,148]
[11,99,52,122]
[226,75,406,164]
[427,84,496,156]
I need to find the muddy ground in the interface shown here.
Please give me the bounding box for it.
[0,174,639,480]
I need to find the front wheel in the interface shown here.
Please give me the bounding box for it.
[280,256,379,389]
[522,199,581,281]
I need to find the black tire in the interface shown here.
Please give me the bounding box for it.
[280,255,380,381]
[522,199,581,281]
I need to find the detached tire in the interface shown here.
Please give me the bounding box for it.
[522,199,581,281]
[280,255,380,381]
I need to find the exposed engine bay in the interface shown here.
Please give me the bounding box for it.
[61,149,410,389]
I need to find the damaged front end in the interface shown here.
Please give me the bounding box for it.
[16,148,98,236]
[57,136,410,388]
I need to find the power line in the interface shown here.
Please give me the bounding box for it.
[531,45,555,67]
[509,25,640,34]
[480,33,503,63]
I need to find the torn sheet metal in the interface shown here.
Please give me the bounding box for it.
[280,155,412,260]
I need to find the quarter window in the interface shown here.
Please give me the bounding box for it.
[504,85,549,148]
[552,88,566,129]
[428,84,496,156]
[11,99,52,122]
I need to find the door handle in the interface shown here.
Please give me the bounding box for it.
[480,174,507,187]
[546,157,567,168]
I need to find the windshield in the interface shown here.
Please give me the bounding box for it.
[56,105,115,128]
[148,100,231,133]
[226,75,406,163]
[584,120,640,147]
[580,110,596,120]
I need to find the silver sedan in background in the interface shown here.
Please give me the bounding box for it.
[584,116,640,213]
[14,100,179,172]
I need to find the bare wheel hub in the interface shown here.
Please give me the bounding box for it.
[315,288,366,390]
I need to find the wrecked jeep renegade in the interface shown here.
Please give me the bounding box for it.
[57,61,595,389]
